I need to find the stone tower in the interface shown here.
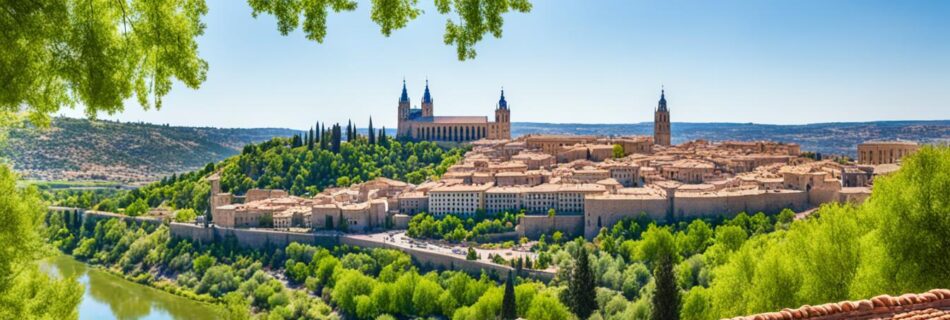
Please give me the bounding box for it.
[495,88,510,123]
[397,80,411,138]
[654,88,671,146]
[494,88,511,139]
[421,79,434,118]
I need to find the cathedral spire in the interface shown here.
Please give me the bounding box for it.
[498,87,508,109]
[657,86,668,112]
[422,78,433,104]
[400,78,409,103]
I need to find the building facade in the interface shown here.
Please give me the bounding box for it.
[396,80,511,142]
[654,89,671,146]
[857,141,919,165]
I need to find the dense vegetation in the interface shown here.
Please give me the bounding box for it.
[407,211,522,242]
[48,134,465,215]
[47,214,575,319]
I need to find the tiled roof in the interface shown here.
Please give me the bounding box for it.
[726,289,950,320]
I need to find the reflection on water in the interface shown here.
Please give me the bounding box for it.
[43,255,219,320]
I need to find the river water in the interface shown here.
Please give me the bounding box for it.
[44,255,219,320]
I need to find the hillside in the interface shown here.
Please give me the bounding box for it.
[2,117,299,184]
[512,120,950,157]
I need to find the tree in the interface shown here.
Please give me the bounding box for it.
[652,254,681,320]
[1,1,208,125]
[125,198,149,216]
[174,208,199,222]
[565,245,597,319]
[502,272,517,320]
[466,247,478,261]
[613,144,625,158]
[548,208,556,218]
[368,117,376,144]
[247,0,532,61]
[0,166,83,318]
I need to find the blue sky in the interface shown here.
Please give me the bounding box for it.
[59,0,950,129]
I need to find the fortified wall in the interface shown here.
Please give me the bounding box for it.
[169,222,554,281]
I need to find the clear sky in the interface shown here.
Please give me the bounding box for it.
[58,0,950,129]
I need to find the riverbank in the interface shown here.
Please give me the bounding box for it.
[43,255,220,319]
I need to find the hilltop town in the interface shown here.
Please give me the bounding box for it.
[205,88,918,241]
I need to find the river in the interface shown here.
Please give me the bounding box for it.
[43,255,219,320]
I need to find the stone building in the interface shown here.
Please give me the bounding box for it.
[654,89,671,146]
[857,140,918,165]
[396,80,511,141]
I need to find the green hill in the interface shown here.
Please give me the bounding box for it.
[2,117,299,184]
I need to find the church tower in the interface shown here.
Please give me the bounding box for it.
[494,88,511,139]
[495,88,510,123]
[397,80,411,138]
[421,79,434,117]
[654,88,671,146]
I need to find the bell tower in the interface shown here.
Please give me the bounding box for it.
[654,87,671,146]
[397,79,411,138]
[494,88,511,139]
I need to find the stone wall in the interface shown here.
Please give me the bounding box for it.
[673,190,807,219]
[583,196,669,238]
[518,215,584,239]
[169,223,340,249]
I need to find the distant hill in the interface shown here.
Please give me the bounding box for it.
[2,117,299,184]
[512,120,950,157]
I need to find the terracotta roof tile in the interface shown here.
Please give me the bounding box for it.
[728,289,950,320]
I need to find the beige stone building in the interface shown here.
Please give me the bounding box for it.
[396,80,510,141]
[857,140,918,164]
[427,183,494,216]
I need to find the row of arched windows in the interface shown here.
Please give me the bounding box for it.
[415,125,487,141]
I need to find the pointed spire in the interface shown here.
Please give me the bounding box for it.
[498,87,508,109]
[400,78,409,103]
[422,78,433,104]
[657,85,668,112]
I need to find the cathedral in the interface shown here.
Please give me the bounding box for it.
[654,88,671,146]
[396,80,511,142]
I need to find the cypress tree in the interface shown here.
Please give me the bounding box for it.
[367,117,376,144]
[652,254,681,320]
[331,124,342,153]
[346,120,353,141]
[566,245,597,319]
[501,271,517,320]
[307,127,315,149]
[316,122,322,144]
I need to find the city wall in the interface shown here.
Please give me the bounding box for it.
[672,190,808,218]
[169,223,340,249]
[518,215,585,239]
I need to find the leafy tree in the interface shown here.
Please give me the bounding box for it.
[125,198,149,216]
[867,146,950,292]
[1,1,208,125]
[0,166,83,318]
[174,208,199,222]
[652,254,681,320]
[501,272,517,320]
[466,247,478,260]
[613,144,624,158]
[246,0,532,61]
[565,245,597,319]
